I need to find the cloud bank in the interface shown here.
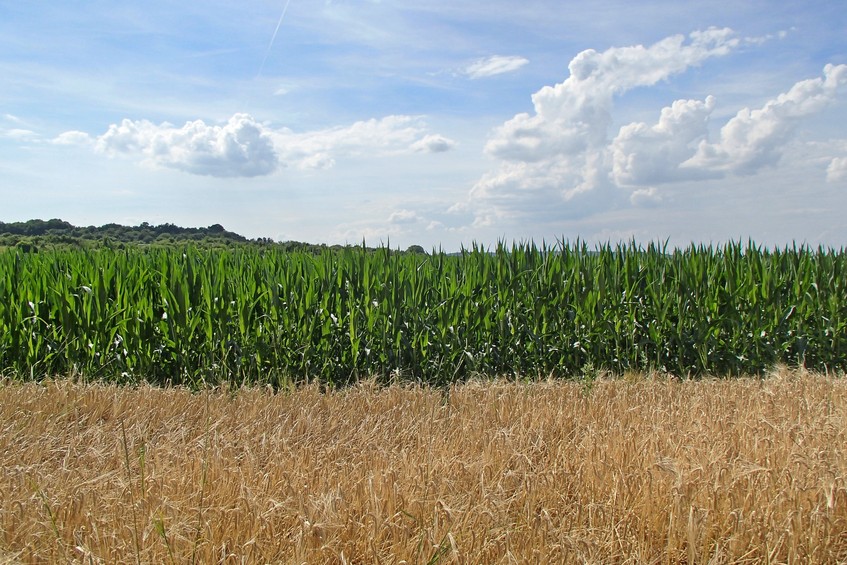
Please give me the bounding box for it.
[465,28,847,226]
[81,114,455,177]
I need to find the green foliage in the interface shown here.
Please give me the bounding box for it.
[0,241,845,386]
[406,244,427,255]
[0,219,250,249]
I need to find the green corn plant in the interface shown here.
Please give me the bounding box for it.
[1,241,846,385]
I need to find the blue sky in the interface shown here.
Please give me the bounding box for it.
[1,1,846,250]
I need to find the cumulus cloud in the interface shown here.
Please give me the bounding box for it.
[611,96,718,186]
[484,28,737,164]
[388,209,421,224]
[410,134,456,153]
[463,55,529,79]
[613,64,847,185]
[465,28,847,228]
[469,28,739,222]
[95,113,279,177]
[51,130,93,145]
[684,64,847,174]
[629,187,662,207]
[80,113,453,177]
[827,156,847,182]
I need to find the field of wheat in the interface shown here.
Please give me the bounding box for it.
[2,368,847,563]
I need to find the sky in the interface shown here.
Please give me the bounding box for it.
[1,1,846,250]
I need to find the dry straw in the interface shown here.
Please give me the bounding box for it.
[2,369,847,563]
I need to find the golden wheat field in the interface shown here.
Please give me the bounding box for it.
[2,369,847,564]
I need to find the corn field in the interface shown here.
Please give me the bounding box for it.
[1,241,845,385]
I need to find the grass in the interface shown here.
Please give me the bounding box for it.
[2,368,847,563]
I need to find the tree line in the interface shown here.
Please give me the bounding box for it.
[0,219,428,254]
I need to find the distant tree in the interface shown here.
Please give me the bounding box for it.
[155,223,180,235]
[15,239,38,253]
[406,244,427,255]
[0,218,255,249]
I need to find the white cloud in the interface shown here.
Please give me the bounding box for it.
[684,63,847,174]
[2,128,38,141]
[613,64,847,186]
[388,209,421,224]
[742,29,790,46]
[51,130,93,145]
[629,187,662,207]
[463,55,529,79]
[469,28,740,222]
[827,156,847,182]
[298,152,336,170]
[273,115,455,168]
[484,27,737,164]
[611,96,718,186]
[84,113,453,176]
[95,113,279,177]
[463,28,847,229]
[410,134,456,153]
[274,84,294,96]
